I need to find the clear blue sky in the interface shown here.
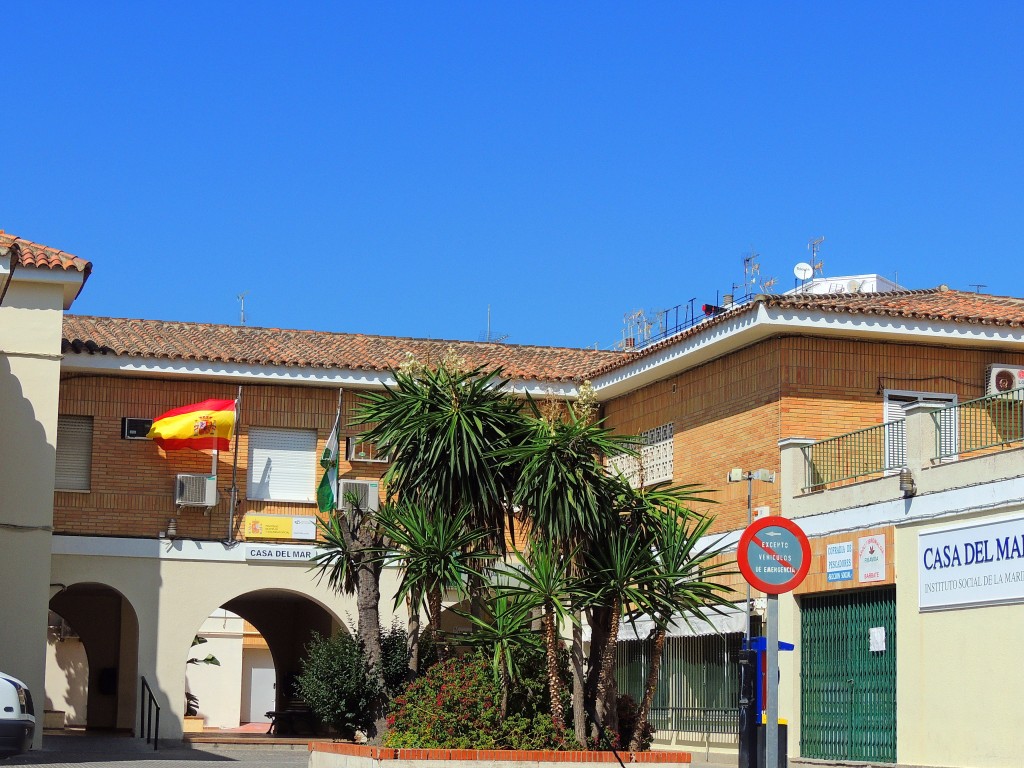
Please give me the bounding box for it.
[3,2,1022,349]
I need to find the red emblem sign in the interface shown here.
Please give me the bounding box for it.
[738,516,811,594]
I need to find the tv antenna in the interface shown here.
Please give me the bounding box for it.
[808,236,825,276]
[237,292,249,325]
[482,305,509,343]
[969,284,987,293]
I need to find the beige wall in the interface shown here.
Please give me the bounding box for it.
[186,611,244,728]
[0,278,74,748]
[44,633,88,726]
[50,546,405,739]
[895,510,1024,768]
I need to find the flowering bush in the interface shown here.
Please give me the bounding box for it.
[384,653,574,749]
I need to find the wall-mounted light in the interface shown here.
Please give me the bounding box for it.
[899,467,916,498]
[167,518,178,539]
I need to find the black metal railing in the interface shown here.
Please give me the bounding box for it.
[140,676,160,751]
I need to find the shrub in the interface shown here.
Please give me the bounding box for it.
[380,621,410,697]
[294,631,380,737]
[384,653,574,749]
[616,693,655,752]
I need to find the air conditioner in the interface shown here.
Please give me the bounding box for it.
[986,364,1024,397]
[175,474,218,507]
[339,479,380,513]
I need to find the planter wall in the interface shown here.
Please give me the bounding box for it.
[309,742,693,767]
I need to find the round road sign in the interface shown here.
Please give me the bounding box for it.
[738,516,811,594]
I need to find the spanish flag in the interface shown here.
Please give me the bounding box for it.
[147,399,236,451]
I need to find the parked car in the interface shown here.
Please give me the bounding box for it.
[0,672,35,758]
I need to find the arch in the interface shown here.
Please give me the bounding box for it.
[182,588,348,729]
[48,582,139,731]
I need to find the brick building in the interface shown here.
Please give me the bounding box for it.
[3,231,1024,766]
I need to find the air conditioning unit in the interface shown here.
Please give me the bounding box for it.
[986,364,1024,397]
[339,479,380,513]
[175,474,218,507]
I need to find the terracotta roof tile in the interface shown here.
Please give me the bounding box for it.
[0,231,93,275]
[585,287,1024,378]
[62,315,628,382]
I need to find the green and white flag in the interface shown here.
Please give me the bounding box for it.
[316,411,341,513]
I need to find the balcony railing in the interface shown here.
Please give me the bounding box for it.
[801,421,905,491]
[932,386,1024,459]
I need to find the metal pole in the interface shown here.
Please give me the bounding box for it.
[745,474,752,647]
[227,386,243,543]
[766,593,779,768]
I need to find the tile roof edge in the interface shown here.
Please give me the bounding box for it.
[62,314,628,357]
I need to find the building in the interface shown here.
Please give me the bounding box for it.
[3,230,1024,766]
[0,233,91,749]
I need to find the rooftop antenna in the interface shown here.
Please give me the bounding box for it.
[808,236,825,276]
[743,248,761,299]
[482,305,509,343]
[237,292,248,325]
[969,284,987,293]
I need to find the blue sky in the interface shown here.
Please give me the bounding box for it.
[3,2,1022,349]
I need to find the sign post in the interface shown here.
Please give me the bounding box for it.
[738,516,811,768]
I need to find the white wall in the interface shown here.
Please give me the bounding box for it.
[43,631,88,726]
[184,610,244,729]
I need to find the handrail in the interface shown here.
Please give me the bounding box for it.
[140,676,160,751]
[801,420,904,490]
[932,386,1024,459]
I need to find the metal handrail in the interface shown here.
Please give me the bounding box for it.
[140,676,160,751]
[801,420,904,490]
[932,386,1024,459]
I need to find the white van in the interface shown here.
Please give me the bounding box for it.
[0,672,35,758]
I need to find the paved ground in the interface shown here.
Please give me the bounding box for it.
[3,734,309,768]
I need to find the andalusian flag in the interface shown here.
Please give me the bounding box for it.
[317,412,341,513]
[147,399,237,451]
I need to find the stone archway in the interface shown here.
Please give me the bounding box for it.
[183,589,345,729]
[48,583,139,731]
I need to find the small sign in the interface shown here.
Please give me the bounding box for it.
[243,514,318,541]
[827,541,854,582]
[244,544,318,563]
[738,516,811,594]
[869,626,886,652]
[858,534,886,583]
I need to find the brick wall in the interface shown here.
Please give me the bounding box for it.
[55,376,386,540]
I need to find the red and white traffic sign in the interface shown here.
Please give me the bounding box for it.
[738,516,811,594]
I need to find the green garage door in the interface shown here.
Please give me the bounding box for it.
[800,587,896,763]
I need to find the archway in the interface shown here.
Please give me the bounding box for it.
[184,589,343,730]
[48,583,139,731]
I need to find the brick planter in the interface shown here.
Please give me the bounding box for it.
[309,742,693,766]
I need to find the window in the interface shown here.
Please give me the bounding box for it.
[345,393,389,463]
[883,390,957,466]
[247,427,317,503]
[608,422,674,488]
[55,415,93,491]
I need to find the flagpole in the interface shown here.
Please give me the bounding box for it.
[334,388,343,514]
[227,385,243,543]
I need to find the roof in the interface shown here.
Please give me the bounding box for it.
[0,231,92,276]
[586,286,1024,378]
[62,315,627,382]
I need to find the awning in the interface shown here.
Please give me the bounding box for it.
[614,606,746,641]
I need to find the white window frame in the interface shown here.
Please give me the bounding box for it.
[246,427,318,503]
[55,415,93,491]
[883,389,958,468]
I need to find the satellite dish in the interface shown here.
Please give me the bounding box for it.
[847,279,863,293]
[794,262,813,280]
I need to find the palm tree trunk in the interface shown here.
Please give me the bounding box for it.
[543,603,567,738]
[571,620,587,745]
[586,604,609,745]
[629,624,665,751]
[428,584,443,656]
[406,589,421,680]
[595,597,621,743]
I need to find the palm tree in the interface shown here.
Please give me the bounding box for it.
[627,504,736,751]
[357,360,526,552]
[498,540,581,738]
[455,592,541,717]
[375,501,495,672]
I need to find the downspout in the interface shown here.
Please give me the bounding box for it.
[0,241,19,307]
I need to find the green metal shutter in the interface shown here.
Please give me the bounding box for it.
[800,587,896,763]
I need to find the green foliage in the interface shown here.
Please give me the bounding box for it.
[385,654,575,750]
[295,632,380,737]
[380,621,411,698]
